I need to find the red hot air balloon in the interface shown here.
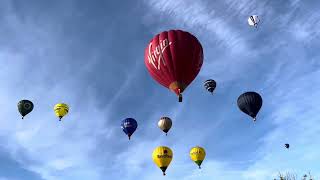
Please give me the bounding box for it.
[144,30,203,102]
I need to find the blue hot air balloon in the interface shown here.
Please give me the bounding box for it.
[121,118,138,140]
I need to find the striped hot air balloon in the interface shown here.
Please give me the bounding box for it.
[204,79,216,94]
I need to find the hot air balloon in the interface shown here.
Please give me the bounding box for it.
[152,146,173,176]
[17,100,34,119]
[121,118,138,140]
[144,30,203,102]
[158,117,172,136]
[248,15,260,28]
[204,79,216,94]
[237,92,262,122]
[54,103,69,121]
[190,146,206,169]
[285,144,290,149]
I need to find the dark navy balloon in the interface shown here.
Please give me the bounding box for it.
[237,91,263,122]
[285,144,290,149]
[121,118,138,140]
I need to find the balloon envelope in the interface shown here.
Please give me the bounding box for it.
[121,118,138,140]
[204,79,216,94]
[152,146,173,176]
[54,103,69,120]
[285,144,290,149]
[144,29,203,102]
[17,100,34,119]
[190,146,206,169]
[158,117,172,135]
[248,15,260,27]
[237,92,262,121]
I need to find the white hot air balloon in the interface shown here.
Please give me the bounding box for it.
[158,117,172,136]
[248,15,260,28]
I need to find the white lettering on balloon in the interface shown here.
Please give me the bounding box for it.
[147,39,172,70]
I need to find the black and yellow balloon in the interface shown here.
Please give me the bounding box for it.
[190,146,206,169]
[54,103,69,121]
[152,146,173,176]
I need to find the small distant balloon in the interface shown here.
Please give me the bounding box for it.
[158,117,172,136]
[121,118,138,140]
[54,103,69,121]
[18,100,34,119]
[248,15,260,28]
[204,79,216,94]
[190,146,206,169]
[285,144,290,149]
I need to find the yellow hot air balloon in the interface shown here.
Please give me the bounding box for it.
[190,146,206,169]
[54,103,69,121]
[152,146,173,176]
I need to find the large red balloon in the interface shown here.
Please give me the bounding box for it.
[144,30,203,102]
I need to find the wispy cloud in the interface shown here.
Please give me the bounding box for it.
[142,0,270,84]
[143,0,249,54]
[141,0,320,179]
[0,2,114,180]
[1,1,320,180]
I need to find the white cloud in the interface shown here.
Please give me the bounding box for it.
[1,1,320,180]
[143,0,249,54]
[239,67,320,179]
[0,3,114,180]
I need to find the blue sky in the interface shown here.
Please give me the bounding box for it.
[0,0,319,179]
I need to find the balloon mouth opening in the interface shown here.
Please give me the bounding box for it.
[249,113,256,122]
[169,82,186,93]
[163,129,169,136]
[252,117,256,122]
[160,167,167,176]
[163,129,169,133]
